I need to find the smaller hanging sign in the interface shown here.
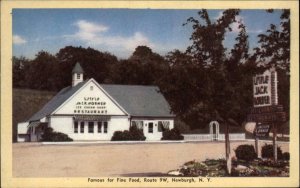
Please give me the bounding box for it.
[255,124,271,138]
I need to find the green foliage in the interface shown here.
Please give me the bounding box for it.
[13,9,290,137]
[12,89,55,142]
[179,159,227,177]
[261,144,283,159]
[174,119,190,134]
[235,144,257,161]
[111,125,146,141]
[184,9,240,66]
[282,152,290,161]
[254,10,290,71]
[41,127,73,142]
[177,158,289,177]
[253,9,290,119]
[161,128,184,140]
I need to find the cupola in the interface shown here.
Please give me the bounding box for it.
[72,62,84,87]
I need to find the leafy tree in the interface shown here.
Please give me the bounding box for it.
[112,46,168,86]
[184,9,240,66]
[163,50,211,128]
[56,46,118,88]
[183,9,250,167]
[253,9,290,118]
[254,9,290,72]
[109,59,145,85]
[12,56,30,88]
[25,51,58,90]
[183,9,248,127]
[129,46,156,64]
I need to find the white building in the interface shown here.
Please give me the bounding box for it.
[17,63,175,142]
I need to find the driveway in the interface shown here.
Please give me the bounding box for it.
[13,140,289,177]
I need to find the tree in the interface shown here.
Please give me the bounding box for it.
[12,56,30,88]
[254,9,290,72]
[112,46,168,86]
[24,51,58,90]
[56,46,118,88]
[184,9,240,66]
[183,9,250,173]
[163,50,211,128]
[253,10,290,161]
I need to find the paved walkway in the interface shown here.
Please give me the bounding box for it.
[13,140,289,177]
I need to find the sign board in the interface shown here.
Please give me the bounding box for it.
[247,112,286,122]
[255,124,271,137]
[249,105,283,114]
[253,68,278,107]
[73,97,108,114]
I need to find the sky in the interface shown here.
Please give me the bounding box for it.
[12,9,282,59]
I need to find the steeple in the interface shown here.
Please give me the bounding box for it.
[72,62,84,87]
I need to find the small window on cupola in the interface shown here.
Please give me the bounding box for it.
[90,86,93,91]
[77,73,80,79]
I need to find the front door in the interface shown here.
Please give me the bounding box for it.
[143,121,155,140]
[148,122,154,134]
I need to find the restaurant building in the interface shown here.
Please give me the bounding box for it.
[17,63,175,142]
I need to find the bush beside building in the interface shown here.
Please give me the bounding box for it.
[111,125,146,141]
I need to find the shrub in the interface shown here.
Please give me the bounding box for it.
[235,144,257,162]
[161,128,184,140]
[261,144,283,159]
[111,125,146,141]
[174,119,190,134]
[261,144,282,159]
[282,152,290,161]
[41,127,73,142]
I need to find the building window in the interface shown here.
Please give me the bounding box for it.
[132,120,143,130]
[88,122,94,133]
[158,121,170,132]
[77,73,80,79]
[103,122,108,133]
[74,121,78,133]
[148,123,153,133]
[98,122,102,133]
[90,86,93,91]
[158,121,163,132]
[80,122,84,133]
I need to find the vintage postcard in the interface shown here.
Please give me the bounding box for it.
[1,0,299,187]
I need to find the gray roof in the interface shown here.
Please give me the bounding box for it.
[28,80,174,122]
[28,81,87,121]
[72,62,84,74]
[101,84,174,117]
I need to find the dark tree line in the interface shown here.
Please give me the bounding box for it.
[13,9,290,131]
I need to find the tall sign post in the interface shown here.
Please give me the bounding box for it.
[247,66,286,161]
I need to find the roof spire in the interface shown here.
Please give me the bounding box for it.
[72,62,84,74]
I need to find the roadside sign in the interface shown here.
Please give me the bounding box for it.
[248,67,285,162]
[247,112,286,123]
[255,124,270,138]
[253,70,272,107]
[249,105,283,114]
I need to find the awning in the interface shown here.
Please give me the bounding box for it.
[28,121,41,128]
[73,115,111,121]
